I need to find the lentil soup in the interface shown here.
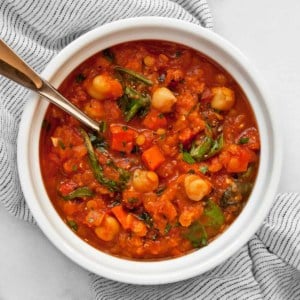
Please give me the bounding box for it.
[40,40,260,260]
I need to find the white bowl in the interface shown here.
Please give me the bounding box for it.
[17,17,282,284]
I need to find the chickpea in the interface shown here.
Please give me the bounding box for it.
[85,74,123,100]
[156,128,166,135]
[132,169,159,192]
[151,87,177,113]
[184,174,212,201]
[211,87,235,111]
[143,56,155,67]
[83,99,104,119]
[94,215,120,241]
[136,134,146,146]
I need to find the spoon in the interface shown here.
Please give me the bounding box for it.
[0,39,100,132]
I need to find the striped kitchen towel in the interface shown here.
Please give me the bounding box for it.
[0,1,299,299]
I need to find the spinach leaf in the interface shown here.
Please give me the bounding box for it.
[80,128,129,192]
[220,181,253,208]
[190,134,224,162]
[204,199,225,228]
[118,87,150,121]
[67,220,78,232]
[182,151,196,164]
[137,212,153,228]
[190,136,213,161]
[164,223,172,234]
[184,221,208,248]
[205,134,224,159]
[238,137,249,144]
[88,132,108,152]
[62,186,93,200]
[114,66,153,86]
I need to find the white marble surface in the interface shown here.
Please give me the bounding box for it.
[1,0,300,299]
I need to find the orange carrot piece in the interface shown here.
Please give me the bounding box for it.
[142,145,165,170]
[63,202,79,216]
[126,214,147,237]
[111,205,130,229]
[85,210,104,227]
[110,125,137,153]
[111,205,147,236]
[142,109,167,130]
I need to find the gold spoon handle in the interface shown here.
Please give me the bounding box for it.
[0,39,100,132]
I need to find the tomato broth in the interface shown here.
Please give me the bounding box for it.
[40,41,260,259]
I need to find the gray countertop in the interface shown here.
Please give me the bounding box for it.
[1,0,300,299]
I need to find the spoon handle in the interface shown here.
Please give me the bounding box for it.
[0,39,100,132]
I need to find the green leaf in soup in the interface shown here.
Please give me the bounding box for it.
[80,128,127,192]
[88,132,108,151]
[118,87,151,122]
[220,180,253,208]
[203,199,225,228]
[190,136,213,161]
[137,212,153,228]
[184,221,208,248]
[239,164,256,181]
[189,134,224,162]
[182,151,196,164]
[205,134,224,159]
[238,137,249,145]
[114,66,153,86]
[184,200,225,248]
[199,165,208,174]
[66,220,78,232]
[99,120,107,133]
[62,186,93,200]
[164,223,172,235]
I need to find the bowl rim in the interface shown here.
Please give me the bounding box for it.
[17,16,282,284]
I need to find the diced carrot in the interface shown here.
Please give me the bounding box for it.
[142,109,167,130]
[220,145,256,173]
[126,214,147,237]
[58,180,77,196]
[110,125,137,153]
[63,202,79,216]
[111,205,147,236]
[111,205,130,229]
[85,210,104,227]
[111,131,135,153]
[142,145,165,170]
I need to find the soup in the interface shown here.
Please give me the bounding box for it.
[40,41,260,259]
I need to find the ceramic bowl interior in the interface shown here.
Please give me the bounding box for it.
[17,17,281,284]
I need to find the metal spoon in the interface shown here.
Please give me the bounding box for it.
[0,39,100,132]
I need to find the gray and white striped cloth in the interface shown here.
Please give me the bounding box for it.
[0,1,299,299]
